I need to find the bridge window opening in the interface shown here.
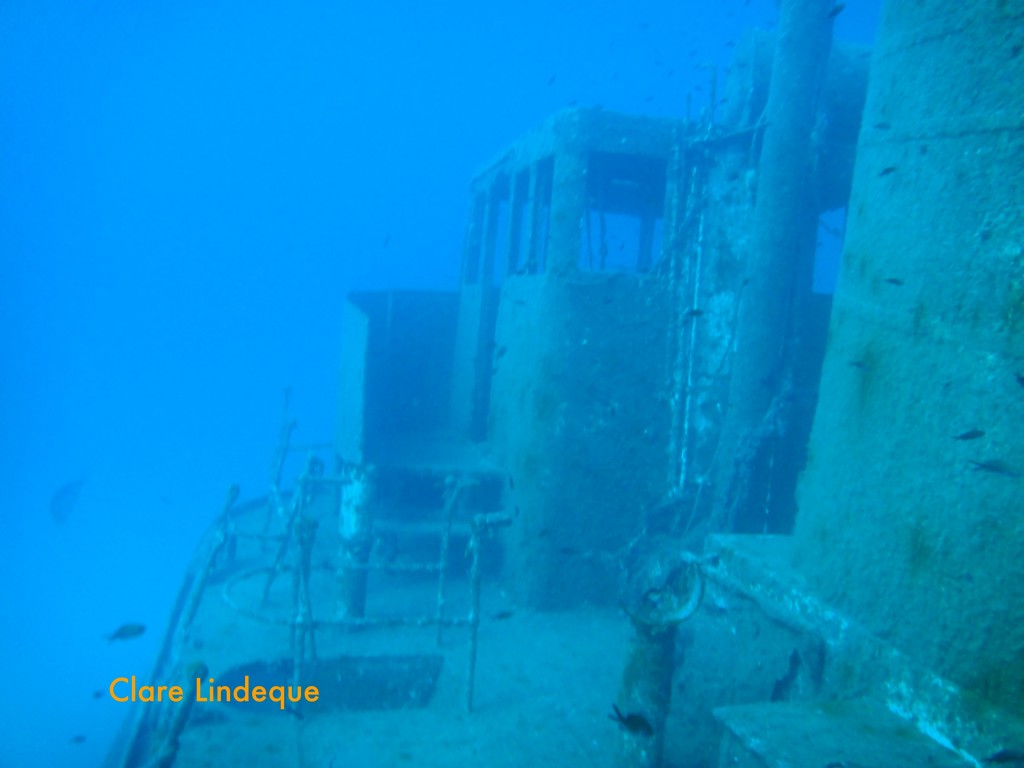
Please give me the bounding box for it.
[529,157,554,274]
[580,152,667,273]
[813,207,847,294]
[505,170,530,276]
[488,188,510,287]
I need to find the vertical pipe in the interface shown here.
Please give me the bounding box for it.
[711,0,835,530]
[263,475,305,604]
[435,476,463,645]
[466,517,483,713]
[263,414,295,542]
[297,516,317,662]
[679,209,705,492]
[337,464,375,619]
[665,129,687,488]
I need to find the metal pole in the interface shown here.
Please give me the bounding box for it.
[710,0,835,532]
[264,456,319,604]
[262,389,297,544]
[292,514,318,703]
[436,475,465,645]
[465,516,482,713]
[142,661,208,768]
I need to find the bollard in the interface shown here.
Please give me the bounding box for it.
[614,553,706,767]
[337,463,375,618]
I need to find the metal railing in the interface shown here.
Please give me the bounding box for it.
[115,421,508,768]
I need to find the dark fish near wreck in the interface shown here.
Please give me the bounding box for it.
[969,460,1020,478]
[106,623,146,642]
[953,429,985,441]
[50,478,86,524]
[609,704,654,737]
[984,748,1024,764]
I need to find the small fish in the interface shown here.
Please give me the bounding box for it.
[547,74,557,86]
[884,277,904,286]
[879,166,897,177]
[508,476,515,491]
[494,346,507,360]
[609,704,654,737]
[984,749,1024,764]
[683,308,704,319]
[953,429,985,441]
[491,610,515,620]
[875,121,893,130]
[70,735,87,744]
[969,460,1020,478]
[50,478,86,525]
[848,360,868,370]
[92,690,103,699]
[1016,373,1024,388]
[826,3,846,19]
[106,623,146,642]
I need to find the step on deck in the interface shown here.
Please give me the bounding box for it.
[714,698,970,768]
